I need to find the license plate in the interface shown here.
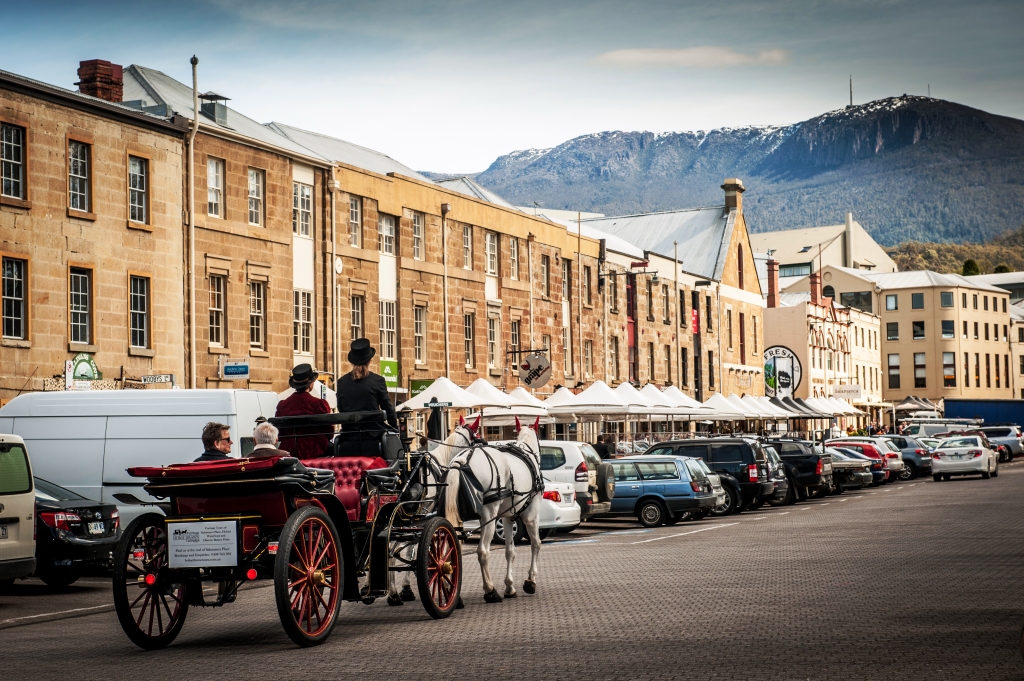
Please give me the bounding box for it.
[0,525,6,539]
[87,521,104,535]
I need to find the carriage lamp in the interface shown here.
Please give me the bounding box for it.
[246,568,258,581]
[268,541,279,555]
[144,573,157,586]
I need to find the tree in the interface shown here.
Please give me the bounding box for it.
[963,259,980,276]
[994,264,1011,273]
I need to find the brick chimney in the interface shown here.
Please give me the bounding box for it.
[809,271,822,306]
[76,60,123,103]
[767,258,780,308]
[721,178,745,212]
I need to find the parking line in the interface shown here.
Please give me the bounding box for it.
[629,522,739,544]
[818,503,829,505]
[774,512,790,516]
[839,498,848,502]
[748,516,765,520]
[0,603,113,628]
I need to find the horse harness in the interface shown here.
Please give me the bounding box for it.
[448,433,545,529]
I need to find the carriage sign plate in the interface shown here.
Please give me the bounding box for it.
[167,521,238,568]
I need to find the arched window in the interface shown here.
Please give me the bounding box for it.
[823,285,835,299]
[737,244,744,289]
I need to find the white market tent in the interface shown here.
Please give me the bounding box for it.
[747,395,794,419]
[396,376,503,411]
[612,382,663,416]
[463,379,552,426]
[827,396,863,415]
[726,393,774,419]
[804,397,841,416]
[465,378,518,408]
[508,387,548,409]
[702,393,748,420]
[640,384,704,417]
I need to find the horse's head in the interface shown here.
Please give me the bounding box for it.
[458,414,482,441]
[514,415,541,453]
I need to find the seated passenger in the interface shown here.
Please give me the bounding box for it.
[250,422,290,458]
[276,363,332,460]
[195,422,233,462]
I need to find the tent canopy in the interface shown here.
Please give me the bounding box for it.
[396,376,501,411]
[465,378,518,409]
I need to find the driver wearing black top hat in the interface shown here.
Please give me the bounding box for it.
[336,338,398,428]
[275,363,332,459]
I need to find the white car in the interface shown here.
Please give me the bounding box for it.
[0,435,36,587]
[494,440,613,520]
[463,480,580,543]
[681,457,726,514]
[827,436,905,476]
[931,435,999,481]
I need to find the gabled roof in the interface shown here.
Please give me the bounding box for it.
[578,206,731,280]
[969,271,1024,287]
[267,122,426,180]
[433,176,520,210]
[540,214,644,258]
[748,224,844,263]
[779,291,811,307]
[121,65,329,162]
[834,267,1007,293]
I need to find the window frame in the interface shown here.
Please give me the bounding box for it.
[912,320,925,340]
[349,196,362,247]
[127,155,149,225]
[1,121,28,203]
[1,255,29,340]
[541,255,551,297]
[207,156,224,218]
[292,182,312,237]
[248,280,266,349]
[247,167,265,227]
[208,273,227,348]
[128,273,151,349]
[464,313,475,368]
[509,237,519,280]
[379,299,397,360]
[940,291,953,308]
[885,294,898,311]
[412,212,424,260]
[378,213,396,255]
[67,137,92,216]
[293,289,313,354]
[941,319,955,339]
[487,316,497,368]
[585,339,594,377]
[485,231,498,275]
[911,292,924,309]
[414,305,426,363]
[462,225,473,269]
[350,295,364,340]
[914,352,926,389]
[68,265,93,346]
[887,353,900,390]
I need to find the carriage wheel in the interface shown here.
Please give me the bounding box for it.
[112,513,189,650]
[416,516,461,619]
[274,506,343,647]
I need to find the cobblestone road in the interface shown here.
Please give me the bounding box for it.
[3,463,1023,680]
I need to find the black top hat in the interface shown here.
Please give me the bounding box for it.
[288,363,317,390]
[348,338,376,366]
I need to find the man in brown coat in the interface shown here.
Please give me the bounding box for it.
[250,422,290,458]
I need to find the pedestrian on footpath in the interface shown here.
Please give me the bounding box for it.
[593,434,611,459]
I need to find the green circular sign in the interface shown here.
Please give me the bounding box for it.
[71,353,100,380]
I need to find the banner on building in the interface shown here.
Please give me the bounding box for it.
[832,384,862,399]
[409,379,434,397]
[380,359,399,388]
[763,346,802,398]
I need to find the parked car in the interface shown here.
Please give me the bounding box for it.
[881,435,934,480]
[645,438,773,515]
[975,426,1022,461]
[33,477,121,587]
[679,456,726,520]
[931,434,999,481]
[496,440,614,521]
[917,437,941,451]
[608,457,717,527]
[464,479,581,544]
[827,436,905,478]
[826,448,873,492]
[761,444,791,506]
[833,447,887,486]
[0,435,36,589]
[904,421,978,438]
[827,441,891,484]
[764,438,833,502]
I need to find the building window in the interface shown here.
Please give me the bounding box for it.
[964,320,969,339]
[207,157,223,217]
[209,274,226,347]
[349,197,362,247]
[1003,298,1007,313]
[985,323,990,341]
[975,353,980,387]
[913,352,926,388]
[940,291,953,308]
[941,320,954,339]
[973,294,978,310]
[293,183,312,236]
[681,347,688,386]
[488,317,497,368]
[984,296,989,311]
[986,353,991,388]
[68,141,90,212]
[911,293,924,309]
[887,354,900,389]
[350,295,364,339]
[1003,325,1008,342]
[995,351,1001,388]
[464,313,475,367]
[610,336,620,381]
[752,316,757,353]
[563,259,572,301]
[737,244,744,288]
[1019,327,1024,343]
[563,326,573,375]
[885,322,899,342]
[727,310,733,350]
[378,214,396,255]
[912,321,925,340]
[1,123,25,199]
[69,268,91,344]
[247,169,264,226]
[293,290,312,354]
[647,342,655,381]
[585,339,594,377]
[662,284,669,321]
[510,319,520,355]
[129,275,149,348]
[414,306,426,363]
[962,292,967,308]
[974,322,979,340]
[822,285,835,299]
[966,352,970,387]
[541,255,550,296]
[779,264,811,277]
[510,238,519,280]
[645,280,653,319]
[885,294,897,311]
[664,344,671,382]
[2,257,26,339]
[840,291,873,313]
[412,213,424,260]
[463,225,472,269]
[128,156,148,224]
[379,300,396,360]
[1020,355,1023,376]
[678,290,686,326]
[584,266,593,306]
[249,281,265,348]
[707,351,715,388]
[485,232,498,275]
[705,296,713,332]
[610,274,619,311]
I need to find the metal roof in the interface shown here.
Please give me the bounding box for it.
[434,176,521,210]
[267,122,427,180]
[969,272,1024,287]
[779,291,811,307]
[541,215,644,259]
[748,224,844,263]
[835,267,1008,293]
[577,207,731,280]
[121,65,329,162]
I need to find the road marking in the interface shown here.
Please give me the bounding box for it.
[630,522,739,544]
[839,498,848,502]
[0,603,113,627]
[799,507,809,510]
[748,516,765,520]
[775,512,790,516]
[818,503,829,505]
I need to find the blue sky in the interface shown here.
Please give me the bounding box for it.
[4,0,1022,172]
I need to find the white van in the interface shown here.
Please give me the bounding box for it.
[0,390,278,524]
[0,434,36,585]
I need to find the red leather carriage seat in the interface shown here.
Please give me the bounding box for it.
[300,456,386,521]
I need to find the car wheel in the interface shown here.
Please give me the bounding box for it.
[710,487,737,516]
[0,578,14,592]
[493,519,528,544]
[981,471,991,479]
[992,460,999,477]
[942,474,951,481]
[37,568,81,589]
[637,500,666,527]
[832,482,844,495]
[899,463,915,481]
[539,529,554,540]
[932,474,942,482]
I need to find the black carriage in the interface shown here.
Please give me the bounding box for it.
[112,411,461,649]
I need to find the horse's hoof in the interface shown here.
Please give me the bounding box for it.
[361,597,376,605]
[400,585,417,602]
[456,596,465,609]
[523,580,536,595]
[483,589,503,603]
[386,594,404,606]
[504,590,517,599]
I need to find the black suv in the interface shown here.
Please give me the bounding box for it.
[764,438,833,502]
[644,438,773,514]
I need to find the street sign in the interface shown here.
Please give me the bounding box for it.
[427,400,453,408]
[221,358,250,381]
[380,359,399,388]
[832,384,862,399]
[141,374,175,385]
[518,353,552,389]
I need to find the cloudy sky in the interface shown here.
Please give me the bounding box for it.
[4,0,1022,172]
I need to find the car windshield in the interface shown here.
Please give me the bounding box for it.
[34,477,88,502]
[0,443,31,495]
[577,444,603,470]
[684,460,708,481]
[937,436,978,449]
[826,448,848,460]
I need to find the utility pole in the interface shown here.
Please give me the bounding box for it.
[849,75,853,107]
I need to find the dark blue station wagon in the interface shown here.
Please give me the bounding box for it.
[609,457,717,527]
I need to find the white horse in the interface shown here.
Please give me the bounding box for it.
[446,415,544,602]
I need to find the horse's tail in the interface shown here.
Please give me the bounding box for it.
[444,467,462,527]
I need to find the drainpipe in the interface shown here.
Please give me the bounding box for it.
[441,203,451,378]
[328,173,338,382]
[674,241,679,386]
[528,234,535,354]
[577,213,582,382]
[188,56,199,389]
[716,281,723,393]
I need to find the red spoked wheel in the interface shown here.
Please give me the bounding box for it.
[274,505,343,647]
[112,513,189,649]
[416,516,461,619]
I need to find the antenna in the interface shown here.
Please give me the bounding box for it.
[927,83,930,97]
[849,75,853,107]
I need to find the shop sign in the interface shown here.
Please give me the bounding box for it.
[141,374,175,385]
[763,345,802,398]
[69,353,100,380]
[518,353,552,389]
[221,358,250,381]
[833,384,862,399]
[410,379,434,397]
[380,359,399,388]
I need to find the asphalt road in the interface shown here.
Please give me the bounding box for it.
[3,464,1024,680]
